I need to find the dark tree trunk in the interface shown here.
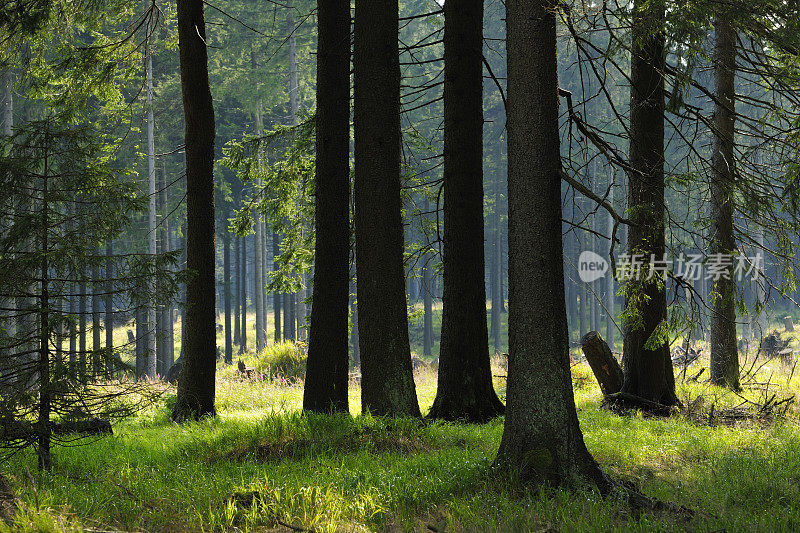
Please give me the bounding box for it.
[92,245,101,378]
[709,14,739,390]
[79,273,87,382]
[428,0,503,422]
[621,0,678,407]
[491,144,503,354]
[580,331,623,395]
[353,0,420,417]
[284,293,295,341]
[240,232,247,352]
[172,0,217,421]
[234,234,240,346]
[494,0,606,489]
[422,252,433,358]
[223,224,233,365]
[105,241,113,377]
[273,232,282,343]
[303,0,351,413]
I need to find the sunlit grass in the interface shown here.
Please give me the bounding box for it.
[3,315,800,531]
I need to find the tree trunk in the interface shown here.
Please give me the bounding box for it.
[234,233,240,346]
[92,244,101,378]
[161,164,174,372]
[37,163,51,470]
[494,0,606,489]
[621,0,679,406]
[353,0,420,417]
[350,281,360,367]
[708,14,740,390]
[172,0,217,421]
[580,331,623,395]
[491,144,503,354]
[253,106,267,353]
[429,0,503,422]
[79,273,87,382]
[273,232,282,343]
[105,241,113,377]
[240,232,247,352]
[223,222,233,365]
[146,15,157,380]
[605,175,616,349]
[303,0,351,413]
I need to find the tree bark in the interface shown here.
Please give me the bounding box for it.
[580,331,623,395]
[273,232,282,343]
[621,0,679,406]
[494,0,606,489]
[172,0,217,421]
[491,143,503,354]
[223,220,233,365]
[105,241,113,377]
[92,244,101,378]
[354,0,420,417]
[253,105,267,353]
[146,15,157,380]
[429,0,503,422]
[234,233,240,346]
[605,174,616,349]
[303,0,351,413]
[240,232,247,352]
[708,14,739,390]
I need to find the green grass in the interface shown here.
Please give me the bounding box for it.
[4,317,800,531]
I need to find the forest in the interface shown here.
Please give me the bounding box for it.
[1,0,800,531]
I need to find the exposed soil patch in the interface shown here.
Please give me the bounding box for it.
[0,474,19,522]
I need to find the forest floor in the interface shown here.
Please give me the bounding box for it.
[3,315,800,532]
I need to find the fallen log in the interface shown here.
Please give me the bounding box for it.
[580,331,623,395]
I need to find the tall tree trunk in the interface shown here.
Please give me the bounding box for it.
[172,0,217,421]
[2,71,14,348]
[223,223,233,364]
[146,15,157,380]
[105,241,113,377]
[92,244,101,378]
[491,144,503,354]
[287,1,308,343]
[429,0,503,422]
[621,0,678,406]
[240,232,247,352]
[422,246,433,358]
[234,233,240,346]
[350,279,360,367]
[709,15,739,389]
[253,105,267,353]
[303,0,351,413]
[37,163,51,470]
[353,0,420,417]
[495,0,606,489]
[79,272,87,382]
[285,293,296,341]
[273,232,282,342]
[605,176,616,348]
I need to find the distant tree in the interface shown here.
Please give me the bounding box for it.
[428,0,504,422]
[353,0,420,417]
[172,0,218,422]
[303,0,351,413]
[620,0,679,407]
[494,0,607,488]
[708,11,740,390]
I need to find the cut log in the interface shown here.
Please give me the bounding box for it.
[784,316,794,332]
[580,331,624,395]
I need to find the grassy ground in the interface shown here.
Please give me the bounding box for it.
[4,316,800,531]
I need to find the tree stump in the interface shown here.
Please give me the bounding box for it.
[784,316,794,332]
[580,331,623,395]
